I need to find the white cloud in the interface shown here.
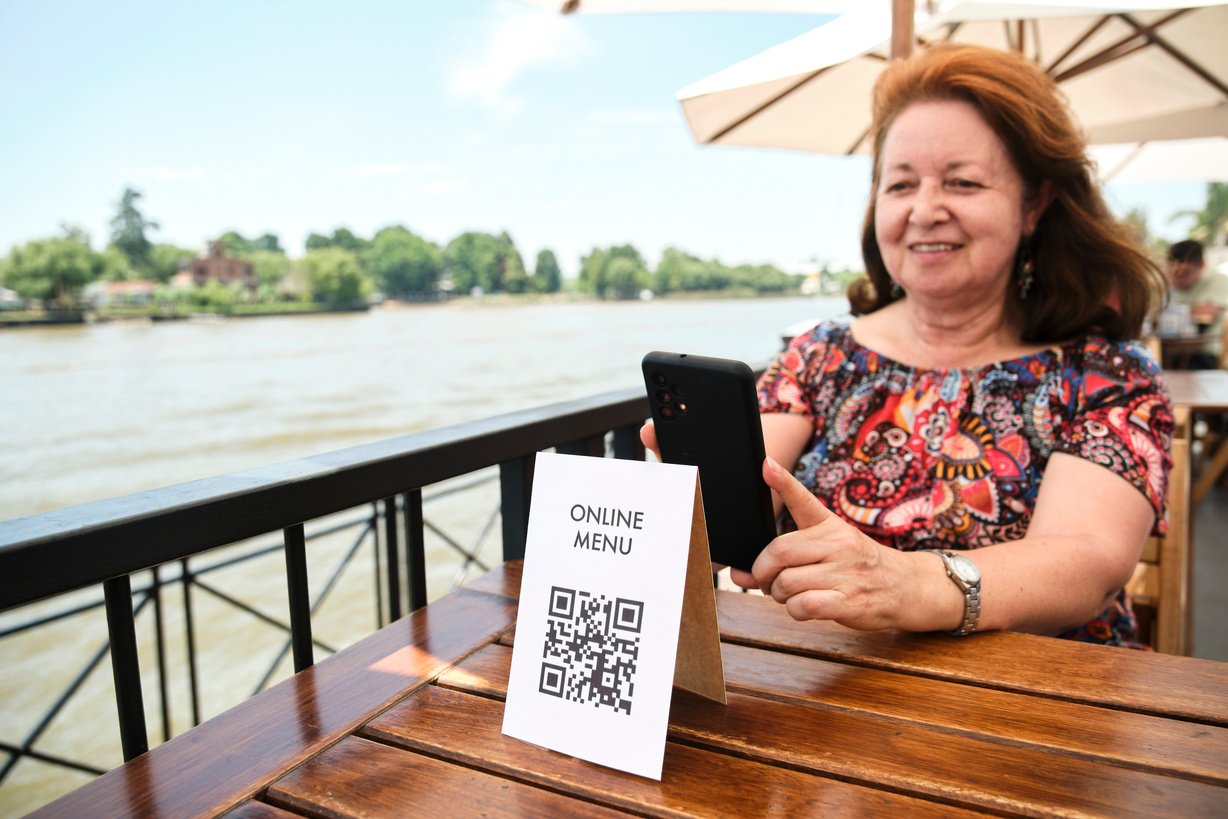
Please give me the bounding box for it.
[586,108,679,127]
[427,178,469,195]
[352,162,447,177]
[448,8,588,113]
[124,166,209,183]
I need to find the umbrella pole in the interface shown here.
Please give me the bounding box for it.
[891,0,915,60]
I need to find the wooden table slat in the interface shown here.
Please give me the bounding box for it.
[362,685,984,818]
[472,562,1228,725]
[31,589,516,819]
[267,735,627,818]
[222,800,305,818]
[716,591,1228,725]
[442,640,1228,786]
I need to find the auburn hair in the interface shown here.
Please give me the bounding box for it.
[850,44,1165,342]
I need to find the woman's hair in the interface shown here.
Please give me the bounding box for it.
[850,44,1166,342]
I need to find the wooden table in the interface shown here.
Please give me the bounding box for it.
[1166,369,1228,505]
[1158,333,1214,370]
[35,562,1228,818]
[1166,369,1228,413]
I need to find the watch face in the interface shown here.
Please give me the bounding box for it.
[950,555,981,584]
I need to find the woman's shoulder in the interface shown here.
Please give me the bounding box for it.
[786,319,860,358]
[1053,335,1164,379]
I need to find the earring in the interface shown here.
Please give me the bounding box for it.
[1016,245,1035,301]
[890,279,903,298]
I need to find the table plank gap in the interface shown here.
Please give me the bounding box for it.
[361,684,990,818]
[267,735,627,818]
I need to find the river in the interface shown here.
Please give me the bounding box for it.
[0,295,848,814]
[1,296,846,522]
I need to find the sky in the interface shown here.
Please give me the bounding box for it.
[0,0,1211,277]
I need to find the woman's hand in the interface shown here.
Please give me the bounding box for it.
[639,420,661,462]
[746,456,959,632]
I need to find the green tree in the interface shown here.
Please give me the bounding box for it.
[148,243,195,283]
[3,230,105,310]
[498,232,529,294]
[444,232,504,294]
[578,244,647,299]
[218,230,283,254]
[605,256,650,300]
[306,227,368,254]
[108,187,160,273]
[1172,182,1228,247]
[365,226,443,297]
[578,247,609,298]
[653,247,709,295]
[246,250,293,294]
[533,249,562,294]
[300,247,371,306]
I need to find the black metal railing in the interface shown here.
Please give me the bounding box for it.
[0,386,649,786]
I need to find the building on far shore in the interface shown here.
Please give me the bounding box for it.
[83,279,158,308]
[171,241,256,289]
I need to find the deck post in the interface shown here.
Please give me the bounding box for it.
[103,575,149,761]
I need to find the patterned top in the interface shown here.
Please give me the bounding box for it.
[758,322,1174,647]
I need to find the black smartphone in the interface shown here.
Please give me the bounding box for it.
[641,351,777,572]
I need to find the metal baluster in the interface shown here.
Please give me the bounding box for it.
[283,524,313,672]
[371,503,385,627]
[382,497,402,622]
[499,456,535,561]
[150,565,171,743]
[557,436,605,458]
[613,423,646,460]
[404,489,427,611]
[180,557,201,727]
[103,575,148,761]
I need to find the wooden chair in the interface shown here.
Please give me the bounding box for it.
[1127,416,1192,655]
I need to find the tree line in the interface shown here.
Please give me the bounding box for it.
[0,187,805,313]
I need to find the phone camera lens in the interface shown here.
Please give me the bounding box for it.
[656,389,672,404]
[652,372,667,386]
[671,384,685,397]
[660,405,675,420]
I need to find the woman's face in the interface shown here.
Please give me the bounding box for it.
[874,98,1044,305]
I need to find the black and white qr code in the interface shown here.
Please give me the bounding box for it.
[538,585,644,716]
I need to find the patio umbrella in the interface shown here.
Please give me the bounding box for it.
[1090,136,1228,182]
[676,1,1228,158]
[518,1,858,14]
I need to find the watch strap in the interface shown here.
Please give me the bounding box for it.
[925,550,981,637]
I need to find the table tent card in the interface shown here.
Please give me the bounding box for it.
[502,451,726,781]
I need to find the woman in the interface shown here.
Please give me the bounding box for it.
[652,45,1173,648]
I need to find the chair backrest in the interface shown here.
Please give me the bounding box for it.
[1218,318,1228,370]
[1127,418,1191,654]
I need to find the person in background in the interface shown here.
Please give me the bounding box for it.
[648,44,1173,649]
[1167,239,1228,368]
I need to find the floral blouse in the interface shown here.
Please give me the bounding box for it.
[758,322,1174,648]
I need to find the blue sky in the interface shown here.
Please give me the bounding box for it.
[0,0,1209,276]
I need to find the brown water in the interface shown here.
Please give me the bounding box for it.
[0,295,846,814]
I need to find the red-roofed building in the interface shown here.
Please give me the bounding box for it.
[172,241,255,289]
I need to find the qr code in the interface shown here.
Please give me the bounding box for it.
[538,586,643,715]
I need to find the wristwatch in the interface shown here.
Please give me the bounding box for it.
[924,550,982,636]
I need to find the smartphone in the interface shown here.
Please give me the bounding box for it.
[641,351,777,572]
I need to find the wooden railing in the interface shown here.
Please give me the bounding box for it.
[0,387,649,766]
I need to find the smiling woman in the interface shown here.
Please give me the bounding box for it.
[749,44,1175,650]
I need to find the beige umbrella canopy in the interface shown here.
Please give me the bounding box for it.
[676,1,1228,160]
[518,0,857,13]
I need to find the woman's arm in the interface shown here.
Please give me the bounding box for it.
[752,452,1155,635]
[966,452,1153,634]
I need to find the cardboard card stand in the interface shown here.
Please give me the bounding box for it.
[501,452,726,781]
